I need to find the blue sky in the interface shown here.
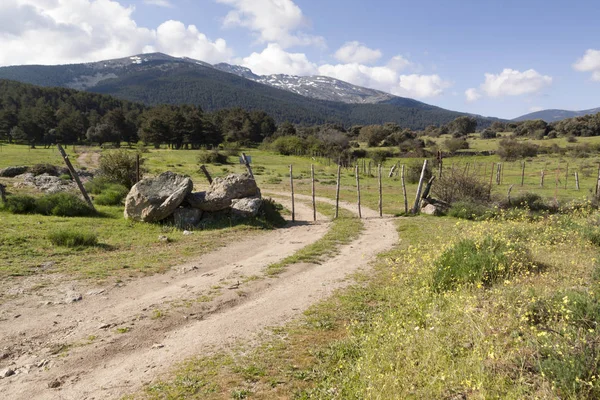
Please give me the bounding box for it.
[2,0,600,120]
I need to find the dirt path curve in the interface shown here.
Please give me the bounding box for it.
[0,196,398,400]
[76,151,101,170]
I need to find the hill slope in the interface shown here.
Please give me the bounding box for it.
[514,107,600,122]
[0,53,501,128]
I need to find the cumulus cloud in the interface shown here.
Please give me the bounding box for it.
[334,41,381,64]
[217,0,324,48]
[317,62,450,98]
[240,43,317,75]
[465,88,481,102]
[143,0,173,7]
[0,0,232,66]
[480,69,552,97]
[573,49,600,81]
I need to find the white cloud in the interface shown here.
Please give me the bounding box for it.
[143,0,173,7]
[217,0,324,48]
[153,20,233,63]
[465,88,481,102]
[529,106,544,112]
[573,49,600,81]
[0,0,232,66]
[480,68,552,97]
[334,41,381,64]
[394,74,452,98]
[240,43,317,75]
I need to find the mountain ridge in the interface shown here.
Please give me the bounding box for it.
[514,107,600,123]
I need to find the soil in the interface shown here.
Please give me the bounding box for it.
[0,193,398,400]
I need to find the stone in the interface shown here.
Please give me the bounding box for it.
[0,166,28,178]
[1,368,15,378]
[173,208,203,230]
[421,203,442,216]
[65,292,82,303]
[48,379,62,388]
[124,172,193,222]
[186,173,259,212]
[231,198,263,219]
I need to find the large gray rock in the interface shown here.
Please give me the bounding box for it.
[0,166,28,177]
[231,198,263,219]
[173,208,203,230]
[186,173,260,212]
[124,172,193,222]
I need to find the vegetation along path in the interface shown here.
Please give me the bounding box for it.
[0,196,398,399]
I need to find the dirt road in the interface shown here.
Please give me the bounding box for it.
[0,195,398,399]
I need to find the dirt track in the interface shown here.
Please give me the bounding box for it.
[0,194,398,399]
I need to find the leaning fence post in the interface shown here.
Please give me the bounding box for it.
[401,164,408,214]
[241,153,254,179]
[355,164,362,219]
[540,170,545,188]
[57,144,95,210]
[290,165,295,222]
[311,164,316,222]
[335,164,341,219]
[200,165,213,184]
[411,160,428,214]
[378,163,383,217]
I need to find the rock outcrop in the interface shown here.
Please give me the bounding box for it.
[185,173,260,212]
[124,172,193,222]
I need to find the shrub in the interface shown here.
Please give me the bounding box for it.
[258,198,287,228]
[197,150,228,165]
[48,229,98,247]
[36,193,96,217]
[269,136,306,156]
[443,138,469,154]
[497,139,538,161]
[406,161,432,184]
[367,149,391,164]
[480,129,497,139]
[502,192,552,212]
[30,163,60,176]
[1,195,37,214]
[447,200,491,220]
[98,149,143,188]
[85,177,130,206]
[432,172,490,204]
[432,236,533,291]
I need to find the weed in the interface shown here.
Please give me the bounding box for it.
[48,229,98,248]
[36,192,96,217]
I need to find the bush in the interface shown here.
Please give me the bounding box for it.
[85,177,129,206]
[36,193,96,217]
[480,129,497,139]
[503,192,551,212]
[497,139,538,160]
[98,149,143,188]
[48,229,98,247]
[197,150,228,164]
[270,136,306,156]
[367,149,391,164]
[433,172,490,204]
[1,195,37,214]
[447,200,491,220]
[432,236,533,291]
[406,161,432,184]
[443,138,469,154]
[258,198,287,228]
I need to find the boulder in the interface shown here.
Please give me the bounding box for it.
[0,166,28,177]
[420,197,450,216]
[124,172,193,222]
[186,173,260,212]
[231,198,263,219]
[173,207,203,230]
[421,203,443,216]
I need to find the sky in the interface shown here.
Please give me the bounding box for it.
[1,0,599,120]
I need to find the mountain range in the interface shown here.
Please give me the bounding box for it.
[514,107,600,123]
[0,52,501,129]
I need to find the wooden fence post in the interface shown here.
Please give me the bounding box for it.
[521,162,525,187]
[575,171,580,191]
[355,164,362,219]
[335,164,341,219]
[411,160,428,214]
[540,170,545,188]
[311,164,316,222]
[290,165,295,222]
[507,184,514,206]
[57,144,95,210]
[0,183,6,203]
[241,153,254,179]
[489,162,495,188]
[401,164,408,214]
[378,164,383,217]
[565,163,569,190]
[136,153,141,184]
[199,165,213,184]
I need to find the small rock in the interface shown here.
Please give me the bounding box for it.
[0,352,10,360]
[86,288,106,296]
[98,323,111,329]
[37,359,50,368]
[65,292,82,303]
[151,343,164,349]
[48,379,61,388]
[1,368,15,378]
[14,314,21,319]
[158,235,169,243]
[39,261,56,270]
[182,230,193,236]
